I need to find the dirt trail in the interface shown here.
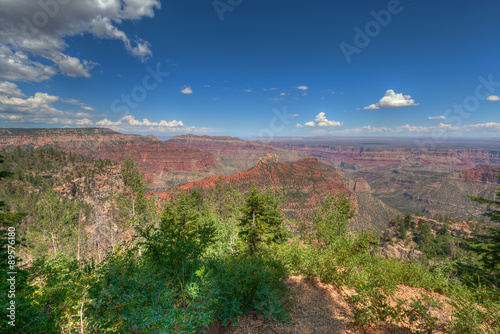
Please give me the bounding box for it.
[205,275,457,334]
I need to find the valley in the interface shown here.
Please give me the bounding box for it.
[1,128,498,231]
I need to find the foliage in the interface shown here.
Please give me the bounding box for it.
[30,188,82,258]
[238,185,289,255]
[121,157,149,219]
[140,190,215,285]
[312,192,356,245]
[468,171,500,273]
[203,254,292,327]
[88,247,214,333]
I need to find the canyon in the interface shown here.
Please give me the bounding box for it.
[176,153,399,231]
[1,128,498,230]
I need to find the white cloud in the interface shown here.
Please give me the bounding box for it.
[75,118,93,126]
[95,115,207,133]
[280,92,286,96]
[0,92,61,115]
[486,95,500,101]
[0,0,160,82]
[301,112,342,127]
[295,123,303,128]
[57,55,96,78]
[314,112,342,127]
[60,97,95,111]
[0,45,57,82]
[428,116,446,120]
[0,83,97,125]
[181,86,193,94]
[296,86,309,91]
[308,122,500,137]
[364,89,419,109]
[465,122,500,129]
[291,114,299,117]
[243,89,252,93]
[0,81,25,98]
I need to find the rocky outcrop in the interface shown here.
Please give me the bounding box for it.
[54,166,124,200]
[354,178,371,193]
[258,151,279,164]
[458,165,500,184]
[379,243,424,261]
[174,157,400,231]
[386,216,473,240]
[177,157,353,216]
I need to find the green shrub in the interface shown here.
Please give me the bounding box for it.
[203,254,292,327]
[88,248,214,333]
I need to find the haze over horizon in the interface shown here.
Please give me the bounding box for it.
[1,0,500,138]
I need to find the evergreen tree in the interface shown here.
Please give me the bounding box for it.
[238,185,287,256]
[141,190,215,282]
[313,193,356,245]
[120,158,148,220]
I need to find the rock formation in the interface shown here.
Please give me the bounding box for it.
[258,151,279,164]
[354,178,371,193]
[459,165,500,184]
[175,157,400,231]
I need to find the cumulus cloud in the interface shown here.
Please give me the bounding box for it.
[428,116,446,120]
[308,122,500,137]
[295,123,303,128]
[314,112,342,127]
[181,86,193,94]
[0,81,25,98]
[486,95,500,101]
[95,115,208,133]
[0,0,160,82]
[364,90,419,109]
[296,86,309,91]
[0,45,57,82]
[0,83,96,125]
[464,122,500,129]
[298,112,342,128]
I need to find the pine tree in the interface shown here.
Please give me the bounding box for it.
[141,190,214,283]
[238,185,287,256]
[120,158,148,220]
[313,193,356,246]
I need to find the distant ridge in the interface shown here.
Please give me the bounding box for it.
[176,155,400,231]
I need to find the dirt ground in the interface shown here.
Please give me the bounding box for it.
[205,275,455,334]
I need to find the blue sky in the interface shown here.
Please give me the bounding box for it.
[1,0,500,138]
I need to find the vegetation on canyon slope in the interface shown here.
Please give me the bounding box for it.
[0,148,499,333]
